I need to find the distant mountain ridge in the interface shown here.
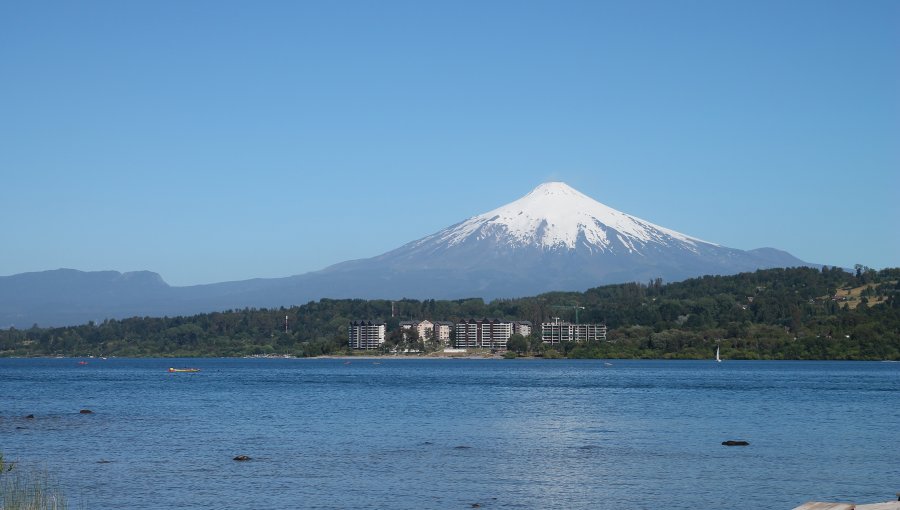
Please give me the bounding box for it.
[1,182,816,327]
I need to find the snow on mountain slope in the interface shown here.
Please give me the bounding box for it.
[411,181,714,256]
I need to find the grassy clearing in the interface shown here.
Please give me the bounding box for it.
[831,282,893,309]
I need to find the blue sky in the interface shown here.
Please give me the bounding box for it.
[2,1,897,286]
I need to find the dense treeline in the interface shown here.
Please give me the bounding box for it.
[1,266,898,360]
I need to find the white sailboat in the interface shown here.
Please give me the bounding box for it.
[716,345,721,363]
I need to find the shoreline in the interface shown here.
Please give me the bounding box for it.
[2,354,896,363]
[316,354,502,360]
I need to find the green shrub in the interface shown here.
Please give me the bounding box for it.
[542,348,561,359]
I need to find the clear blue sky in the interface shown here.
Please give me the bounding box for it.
[2,1,897,286]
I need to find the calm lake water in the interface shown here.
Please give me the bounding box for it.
[1,358,899,509]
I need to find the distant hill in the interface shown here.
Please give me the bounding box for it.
[2,266,897,361]
[1,182,818,328]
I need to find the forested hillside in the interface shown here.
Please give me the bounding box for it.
[2,266,898,360]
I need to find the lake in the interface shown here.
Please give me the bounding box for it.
[2,358,899,509]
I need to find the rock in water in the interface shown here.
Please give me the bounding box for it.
[722,440,750,446]
[79,409,93,414]
[233,455,251,461]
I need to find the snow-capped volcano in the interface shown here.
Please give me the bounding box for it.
[311,181,811,297]
[426,181,712,254]
[0,182,814,327]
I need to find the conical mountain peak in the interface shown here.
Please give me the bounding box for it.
[428,182,712,252]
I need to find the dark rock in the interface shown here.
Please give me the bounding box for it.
[79,409,93,414]
[471,504,481,508]
[233,455,251,461]
[97,460,112,464]
[25,414,34,419]
[722,440,750,446]
[454,445,472,449]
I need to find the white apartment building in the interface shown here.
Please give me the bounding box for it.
[455,318,514,350]
[541,320,607,344]
[349,320,386,350]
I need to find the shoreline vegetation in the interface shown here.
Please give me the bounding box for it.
[0,453,71,510]
[9,352,900,361]
[2,266,898,361]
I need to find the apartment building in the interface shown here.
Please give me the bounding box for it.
[399,319,434,342]
[513,321,533,337]
[349,320,386,350]
[455,318,514,350]
[433,321,454,345]
[541,320,607,344]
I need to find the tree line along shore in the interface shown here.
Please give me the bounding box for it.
[1,266,898,360]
